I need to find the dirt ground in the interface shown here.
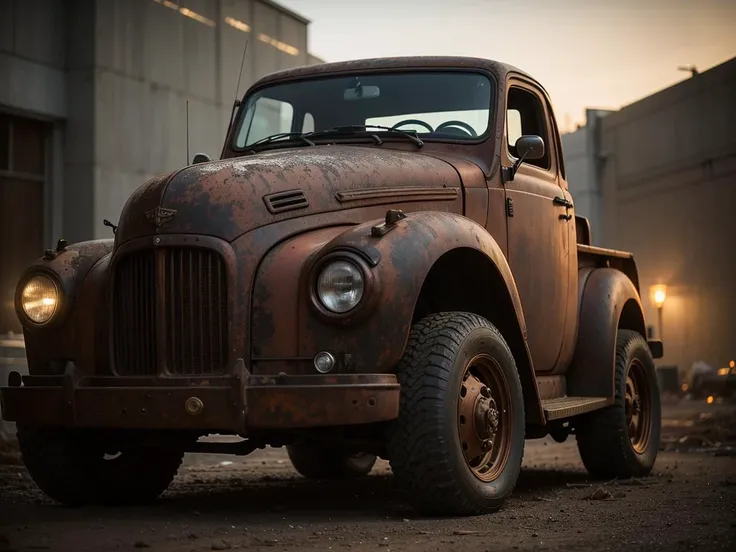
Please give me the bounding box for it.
[1,400,735,552]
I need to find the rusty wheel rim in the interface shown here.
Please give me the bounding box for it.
[625,358,651,454]
[457,353,512,482]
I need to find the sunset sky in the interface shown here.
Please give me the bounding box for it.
[277,0,736,132]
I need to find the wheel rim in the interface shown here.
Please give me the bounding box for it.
[457,353,512,482]
[625,358,652,454]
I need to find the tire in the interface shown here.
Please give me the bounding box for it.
[386,312,525,516]
[17,426,184,506]
[576,329,662,479]
[287,445,377,479]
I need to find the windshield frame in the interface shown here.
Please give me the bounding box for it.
[229,68,498,153]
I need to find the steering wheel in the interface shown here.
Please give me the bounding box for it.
[435,120,477,137]
[391,119,434,133]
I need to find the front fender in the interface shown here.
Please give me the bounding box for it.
[567,267,647,399]
[249,211,541,422]
[16,240,113,375]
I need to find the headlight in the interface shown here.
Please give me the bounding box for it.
[20,275,59,324]
[316,260,365,313]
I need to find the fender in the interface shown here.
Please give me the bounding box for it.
[15,239,113,376]
[281,211,544,424]
[566,267,648,399]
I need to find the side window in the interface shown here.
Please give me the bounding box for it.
[506,87,551,170]
[302,112,315,133]
[238,98,294,147]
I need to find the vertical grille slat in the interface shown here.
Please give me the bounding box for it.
[113,247,227,376]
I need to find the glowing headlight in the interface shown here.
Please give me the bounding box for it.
[316,260,365,314]
[21,275,59,324]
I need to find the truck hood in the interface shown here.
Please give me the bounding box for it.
[115,145,462,244]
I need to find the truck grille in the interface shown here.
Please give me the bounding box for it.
[113,248,228,376]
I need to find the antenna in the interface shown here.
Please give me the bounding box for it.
[222,38,249,156]
[186,100,190,164]
[234,38,249,107]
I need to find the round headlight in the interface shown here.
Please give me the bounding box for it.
[20,275,59,324]
[316,260,365,314]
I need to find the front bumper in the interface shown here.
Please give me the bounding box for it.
[0,363,400,433]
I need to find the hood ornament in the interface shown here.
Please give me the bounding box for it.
[146,207,177,228]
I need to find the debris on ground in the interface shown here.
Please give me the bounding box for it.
[660,409,736,456]
[585,487,613,500]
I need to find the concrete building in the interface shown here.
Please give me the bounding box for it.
[0,0,324,336]
[562,57,736,378]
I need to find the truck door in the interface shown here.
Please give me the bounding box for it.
[503,82,570,374]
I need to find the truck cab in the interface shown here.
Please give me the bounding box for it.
[1,56,662,516]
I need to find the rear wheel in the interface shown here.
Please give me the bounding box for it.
[286,445,377,479]
[17,426,184,506]
[386,312,525,516]
[576,329,662,479]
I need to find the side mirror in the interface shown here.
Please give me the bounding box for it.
[192,153,212,164]
[515,135,545,160]
[503,135,545,182]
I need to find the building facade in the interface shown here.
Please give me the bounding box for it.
[0,0,323,335]
[562,57,736,378]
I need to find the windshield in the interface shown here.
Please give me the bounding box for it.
[233,71,494,149]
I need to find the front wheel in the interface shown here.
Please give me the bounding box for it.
[575,329,662,479]
[387,312,525,516]
[17,427,184,506]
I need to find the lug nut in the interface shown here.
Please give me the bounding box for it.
[482,439,493,451]
[480,386,491,398]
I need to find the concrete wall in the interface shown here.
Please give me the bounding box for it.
[0,0,67,119]
[563,57,736,376]
[1,0,314,244]
[560,109,613,244]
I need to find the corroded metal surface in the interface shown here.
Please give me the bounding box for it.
[0,370,399,433]
[1,55,654,440]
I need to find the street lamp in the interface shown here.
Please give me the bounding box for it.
[650,284,667,339]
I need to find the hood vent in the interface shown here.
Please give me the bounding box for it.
[263,189,309,214]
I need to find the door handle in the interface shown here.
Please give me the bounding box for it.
[553,196,573,208]
[559,214,573,221]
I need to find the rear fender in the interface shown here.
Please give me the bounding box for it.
[567,267,649,399]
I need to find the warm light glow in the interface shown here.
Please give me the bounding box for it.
[179,7,215,27]
[258,33,300,56]
[680,383,689,392]
[717,367,730,376]
[706,395,714,404]
[730,360,735,368]
[21,275,59,324]
[153,0,215,28]
[650,284,667,308]
[225,16,251,33]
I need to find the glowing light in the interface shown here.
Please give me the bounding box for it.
[706,395,714,404]
[730,360,735,368]
[258,33,300,56]
[680,383,689,392]
[179,7,215,27]
[650,284,667,309]
[153,0,215,28]
[717,367,730,376]
[225,16,251,33]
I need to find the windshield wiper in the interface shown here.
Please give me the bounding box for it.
[313,125,424,147]
[247,132,315,149]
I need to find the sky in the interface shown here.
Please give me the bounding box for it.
[276,0,736,133]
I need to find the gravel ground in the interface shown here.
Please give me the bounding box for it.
[1,401,735,552]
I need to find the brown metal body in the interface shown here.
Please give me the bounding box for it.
[0,56,661,441]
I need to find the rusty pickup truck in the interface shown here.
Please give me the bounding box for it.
[0,56,663,516]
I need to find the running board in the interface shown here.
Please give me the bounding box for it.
[541,396,610,421]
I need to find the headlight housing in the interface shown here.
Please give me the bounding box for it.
[20,274,59,324]
[316,259,365,314]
